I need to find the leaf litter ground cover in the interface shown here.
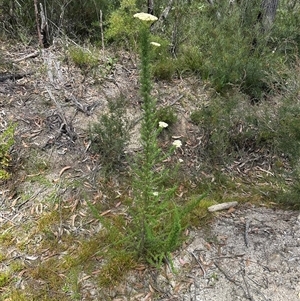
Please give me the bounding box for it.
[0,40,299,300]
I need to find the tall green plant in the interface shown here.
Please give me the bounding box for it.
[130,12,204,266]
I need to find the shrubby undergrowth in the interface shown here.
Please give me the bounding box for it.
[0,124,15,180]
[89,96,130,172]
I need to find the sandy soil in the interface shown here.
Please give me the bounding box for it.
[168,204,300,301]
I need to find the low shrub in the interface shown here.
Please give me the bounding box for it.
[156,106,177,127]
[276,99,300,165]
[152,57,175,81]
[69,46,98,70]
[0,124,16,180]
[191,93,280,167]
[89,96,130,171]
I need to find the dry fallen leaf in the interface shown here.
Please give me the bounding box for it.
[227,206,236,214]
[100,209,111,216]
[59,165,72,177]
[143,292,152,301]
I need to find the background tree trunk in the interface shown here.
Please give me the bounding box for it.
[33,0,43,47]
[148,0,154,14]
[260,0,279,30]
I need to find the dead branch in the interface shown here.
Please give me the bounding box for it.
[148,0,154,14]
[208,201,238,212]
[0,72,33,82]
[14,51,40,63]
[40,3,50,47]
[151,0,174,32]
[241,267,255,301]
[168,94,183,107]
[64,91,97,116]
[45,86,77,142]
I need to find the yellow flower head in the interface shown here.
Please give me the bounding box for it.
[134,12,158,22]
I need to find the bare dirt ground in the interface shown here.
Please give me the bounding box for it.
[168,205,300,301]
[0,41,299,301]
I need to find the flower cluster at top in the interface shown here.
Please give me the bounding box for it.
[133,12,158,22]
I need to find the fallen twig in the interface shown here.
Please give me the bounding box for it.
[244,219,250,247]
[213,261,239,285]
[59,166,72,177]
[190,251,206,277]
[241,267,254,301]
[168,94,183,107]
[0,72,33,82]
[14,51,40,63]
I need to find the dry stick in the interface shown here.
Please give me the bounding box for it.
[246,271,269,289]
[64,92,91,116]
[241,267,254,301]
[209,254,245,260]
[190,251,206,277]
[244,219,250,247]
[17,188,46,210]
[14,51,39,63]
[244,276,269,301]
[213,261,240,285]
[168,94,183,107]
[147,0,154,14]
[45,86,77,141]
[211,253,271,298]
[0,214,18,226]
